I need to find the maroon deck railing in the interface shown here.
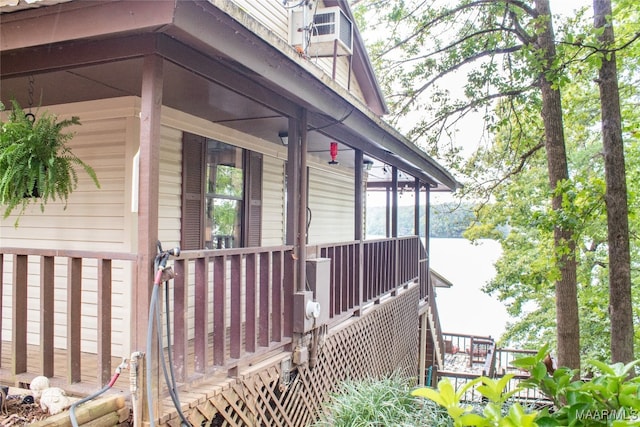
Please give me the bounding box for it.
[0,248,137,394]
[309,236,422,324]
[0,236,431,395]
[170,245,295,381]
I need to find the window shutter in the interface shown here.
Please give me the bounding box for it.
[181,133,205,250]
[246,152,263,247]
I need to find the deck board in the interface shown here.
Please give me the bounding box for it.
[0,342,129,396]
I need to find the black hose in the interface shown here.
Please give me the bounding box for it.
[146,280,160,427]
[146,249,191,427]
[157,279,190,426]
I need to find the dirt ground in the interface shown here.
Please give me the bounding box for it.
[0,396,49,426]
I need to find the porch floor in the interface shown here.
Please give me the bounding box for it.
[0,342,130,397]
[0,340,289,425]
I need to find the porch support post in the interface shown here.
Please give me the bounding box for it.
[354,150,364,241]
[285,114,300,247]
[354,149,364,314]
[391,167,398,294]
[414,178,420,237]
[297,109,308,292]
[425,188,431,285]
[385,186,391,238]
[418,312,428,386]
[391,166,398,238]
[135,54,163,424]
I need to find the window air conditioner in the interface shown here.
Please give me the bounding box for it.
[290,6,353,56]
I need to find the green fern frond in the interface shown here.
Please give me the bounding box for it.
[0,99,100,224]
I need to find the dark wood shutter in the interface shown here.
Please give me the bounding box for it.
[181,133,205,250]
[245,151,263,247]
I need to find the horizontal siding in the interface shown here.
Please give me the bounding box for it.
[1,117,127,250]
[261,155,286,246]
[230,0,364,102]
[231,0,289,37]
[307,166,355,244]
[0,98,136,358]
[158,125,183,248]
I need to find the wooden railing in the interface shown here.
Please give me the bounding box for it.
[0,236,428,395]
[170,245,295,381]
[309,236,422,323]
[0,248,137,394]
[439,333,549,403]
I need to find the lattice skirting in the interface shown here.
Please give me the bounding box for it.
[171,286,420,427]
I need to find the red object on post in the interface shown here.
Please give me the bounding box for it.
[329,141,338,164]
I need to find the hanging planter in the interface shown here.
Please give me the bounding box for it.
[0,100,100,225]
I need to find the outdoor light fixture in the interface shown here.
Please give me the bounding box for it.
[363,159,373,171]
[328,142,339,165]
[278,131,288,146]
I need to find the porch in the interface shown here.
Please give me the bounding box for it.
[0,235,443,425]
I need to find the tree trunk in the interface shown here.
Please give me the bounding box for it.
[593,0,634,364]
[534,0,581,371]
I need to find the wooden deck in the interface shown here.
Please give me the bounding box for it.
[0,236,434,425]
[0,342,129,397]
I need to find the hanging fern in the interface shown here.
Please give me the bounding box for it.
[0,100,100,224]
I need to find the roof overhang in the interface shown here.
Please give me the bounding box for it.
[0,0,460,191]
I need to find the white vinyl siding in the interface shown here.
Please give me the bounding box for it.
[0,98,135,357]
[230,0,364,103]
[230,0,289,37]
[261,155,286,246]
[158,125,183,248]
[307,166,355,244]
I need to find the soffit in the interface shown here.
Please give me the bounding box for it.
[0,0,459,191]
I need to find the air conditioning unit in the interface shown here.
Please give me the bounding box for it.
[290,6,353,57]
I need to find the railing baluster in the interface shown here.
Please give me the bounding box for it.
[271,251,282,341]
[97,259,112,386]
[245,253,257,353]
[229,254,242,359]
[340,245,348,312]
[258,252,270,347]
[40,256,55,378]
[172,259,187,381]
[213,255,226,366]
[283,249,294,338]
[12,254,28,376]
[194,257,208,372]
[67,257,82,384]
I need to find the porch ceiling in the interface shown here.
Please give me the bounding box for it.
[0,0,459,191]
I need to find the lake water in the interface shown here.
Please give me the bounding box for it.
[428,238,508,340]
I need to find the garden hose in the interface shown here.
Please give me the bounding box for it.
[69,359,127,427]
[146,243,191,427]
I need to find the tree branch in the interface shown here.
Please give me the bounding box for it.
[376,0,536,58]
[392,46,525,113]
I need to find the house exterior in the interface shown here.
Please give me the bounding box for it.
[0,0,458,425]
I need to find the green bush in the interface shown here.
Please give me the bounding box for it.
[512,345,640,427]
[412,374,538,427]
[314,374,452,427]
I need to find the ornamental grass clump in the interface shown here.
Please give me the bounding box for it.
[314,374,452,427]
[0,100,99,224]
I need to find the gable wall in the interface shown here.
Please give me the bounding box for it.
[230,0,366,103]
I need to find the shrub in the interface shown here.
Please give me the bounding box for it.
[314,374,452,427]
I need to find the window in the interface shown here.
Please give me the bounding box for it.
[205,141,243,249]
[181,132,262,250]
